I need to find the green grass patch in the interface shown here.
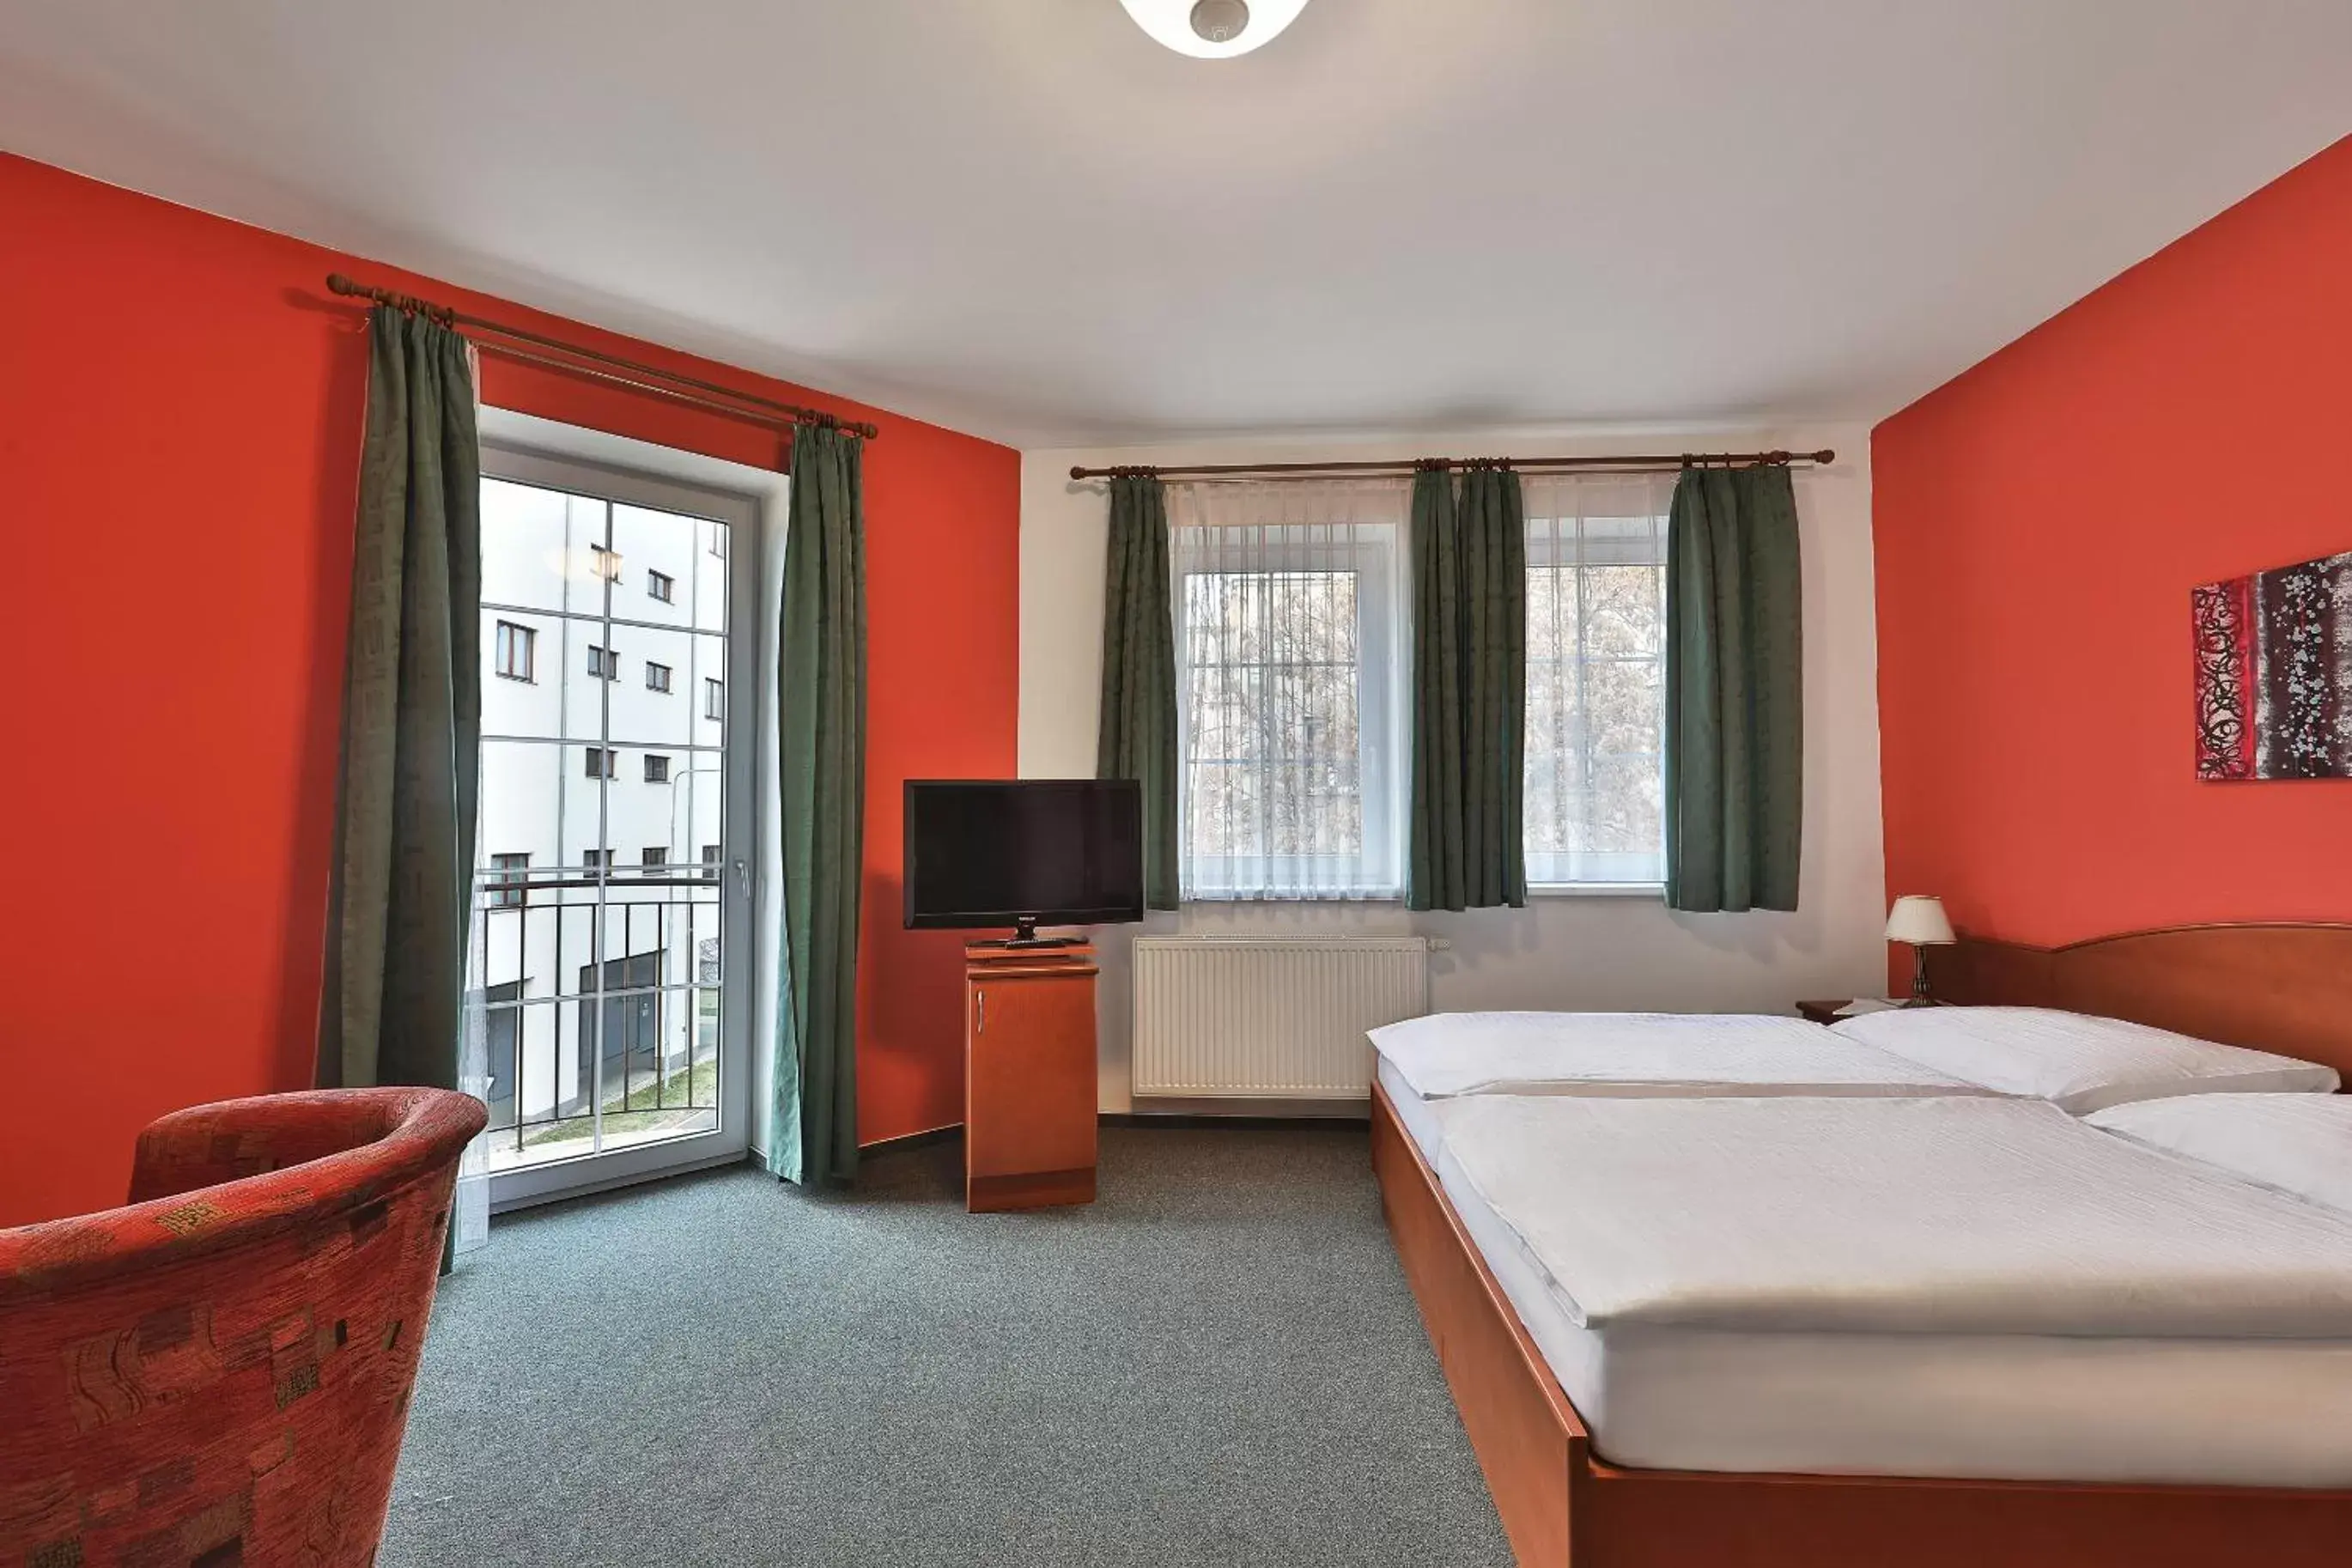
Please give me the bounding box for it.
[520,1053,720,1150]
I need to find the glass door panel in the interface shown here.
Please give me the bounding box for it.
[471,451,755,1206]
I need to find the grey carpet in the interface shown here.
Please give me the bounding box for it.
[381,1126,1512,1567]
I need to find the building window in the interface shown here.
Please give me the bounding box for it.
[587,645,618,680]
[641,847,669,876]
[702,843,722,881]
[494,620,537,683]
[585,747,617,779]
[582,848,611,872]
[704,678,725,720]
[1522,475,1672,886]
[589,544,622,581]
[647,569,675,603]
[488,852,531,907]
[643,754,672,783]
[1170,484,1407,900]
[645,661,673,693]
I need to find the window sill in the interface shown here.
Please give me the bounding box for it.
[1527,882,1664,898]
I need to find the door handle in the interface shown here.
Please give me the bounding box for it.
[975,989,985,1034]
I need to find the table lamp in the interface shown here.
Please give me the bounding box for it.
[1885,895,1955,1006]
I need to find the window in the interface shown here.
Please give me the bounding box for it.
[708,526,726,559]
[1170,482,1407,900]
[702,843,722,881]
[471,435,764,1192]
[494,620,537,683]
[488,852,531,908]
[1521,474,1672,886]
[704,678,725,720]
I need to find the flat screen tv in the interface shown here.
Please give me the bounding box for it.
[903,779,1145,943]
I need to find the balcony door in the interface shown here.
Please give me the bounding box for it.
[471,438,760,1210]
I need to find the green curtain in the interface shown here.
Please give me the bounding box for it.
[1097,473,1179,910]
[1408,465,1527,911]
[769,422,869,1188]
[317,306,480,1094]
[1663,464,1803,912]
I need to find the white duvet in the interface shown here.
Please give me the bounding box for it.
[1369,1010,1979,1100]
[1431,1094,2352,1339]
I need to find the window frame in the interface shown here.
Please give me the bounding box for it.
[487,851,532,908]
[476,408,775,1215]
[703,678,725,720]
[643,753,672,783]
[645,660,673,694]
[493,619,538,684]
[647,568,675,604]
[1171,523,1404,902]
[586,643,618,681]
[1520,499,1671,892]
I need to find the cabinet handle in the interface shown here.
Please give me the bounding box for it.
[975,989,985,1034]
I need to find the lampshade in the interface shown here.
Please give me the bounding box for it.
[1885,896,1955,946]
[1118,0,1311,58]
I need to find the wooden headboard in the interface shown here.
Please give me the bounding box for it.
[1924,922,2352,1078]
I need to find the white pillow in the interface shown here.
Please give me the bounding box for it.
[2088,1095,2352,1214]
[1827,1006,2339,1115]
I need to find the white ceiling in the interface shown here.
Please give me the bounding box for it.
[4,2,2347,447]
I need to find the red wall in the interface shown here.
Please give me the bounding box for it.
[0,153,1019,1225]
[1874,136,2352,965]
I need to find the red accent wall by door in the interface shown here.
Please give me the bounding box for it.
[1873,136,2352,963]
[0,153,1019,1225]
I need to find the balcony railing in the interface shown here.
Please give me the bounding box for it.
[468,874,722,1165]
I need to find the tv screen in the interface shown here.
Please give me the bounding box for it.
[903,780,1145,933]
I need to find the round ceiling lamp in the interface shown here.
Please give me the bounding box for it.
[1118,0,1311,58]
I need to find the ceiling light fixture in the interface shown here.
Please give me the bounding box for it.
[1118,0,1310,59]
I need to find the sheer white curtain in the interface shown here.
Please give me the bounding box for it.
[453,908,491,1257]
[1520,471,1675,886]
[453,340,490,1261]
[1167,479,1410,900]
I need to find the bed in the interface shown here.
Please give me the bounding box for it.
[1374,922,2352,1568]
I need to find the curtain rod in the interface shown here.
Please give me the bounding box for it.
[1068,449,1833,482]
[324,274,882,441]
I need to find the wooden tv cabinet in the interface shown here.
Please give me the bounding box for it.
[963,940,1098,1212]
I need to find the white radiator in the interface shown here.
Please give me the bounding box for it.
[1131,937,1430,1099]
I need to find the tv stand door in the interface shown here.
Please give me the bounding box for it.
[964,944,1098,1212]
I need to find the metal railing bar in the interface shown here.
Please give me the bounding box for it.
[481,599,728,640]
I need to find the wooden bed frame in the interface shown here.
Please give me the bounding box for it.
[1374,921,2352,1568]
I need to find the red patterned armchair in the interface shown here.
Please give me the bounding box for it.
[0,1087,486,1567]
